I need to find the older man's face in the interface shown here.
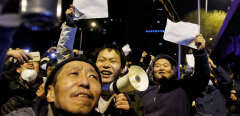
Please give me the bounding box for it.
[48,61,101,115]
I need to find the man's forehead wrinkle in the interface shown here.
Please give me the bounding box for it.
[63,62,85,71]
[64,62,97,73]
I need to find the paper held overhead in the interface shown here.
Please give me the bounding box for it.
[72,0,108,20]
[164,19,200,49]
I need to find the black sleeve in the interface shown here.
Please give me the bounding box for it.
[109,106,138,116]
[213,66,233,98]
[182,49,210,99]
[0,27,16,79]
[117,109,138,116]
[128,93,145,116]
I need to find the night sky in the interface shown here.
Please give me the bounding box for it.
[8,0,232,60]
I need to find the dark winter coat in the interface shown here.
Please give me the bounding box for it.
[0,61,41,116]
[194,66,232,116]
[5,98,102,116]
[138,50,210,116]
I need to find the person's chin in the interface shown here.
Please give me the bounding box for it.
[155,75,168,82]
[102,79,114,84]
[59,105,92,116]
[155,75,164,80]
[69,109,92,116]
[69,105,93,115]
[102,77,114,84]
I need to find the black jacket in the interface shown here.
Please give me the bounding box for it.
[194,66,232,116]
[0,60,41,116]
[138,50,210,116]
[6,98,102,116]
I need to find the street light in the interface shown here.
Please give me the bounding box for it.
[90,21,97,28]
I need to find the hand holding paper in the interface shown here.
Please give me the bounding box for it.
[65,5,76,27]
[164,19,200,49]
[194,34,206,51]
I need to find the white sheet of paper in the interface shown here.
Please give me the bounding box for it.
[73,0,108,20]
[122,44,131,56]
[164,19,200,49]
[186,54,195,68]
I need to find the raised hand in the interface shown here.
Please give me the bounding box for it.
[6,48,32,64]
[194,34,206,51]
[65,5,76,27]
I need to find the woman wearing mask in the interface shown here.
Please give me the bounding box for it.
[0,49,42,116]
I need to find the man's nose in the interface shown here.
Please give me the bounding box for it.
[103,61,111,68]
[158,66,165,70]
[77,73,90,89]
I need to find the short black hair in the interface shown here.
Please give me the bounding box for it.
[44,56,101,96]
[94,44,126,69]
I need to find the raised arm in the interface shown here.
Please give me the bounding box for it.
[56,6,77,63]
[183,34,210,98]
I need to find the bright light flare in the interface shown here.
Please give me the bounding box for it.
[90,22,97,28]
[21,0,27,12]
[57,0,62,18]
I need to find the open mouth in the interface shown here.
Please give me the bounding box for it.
[158,72,165,74]
[100,70,112,75]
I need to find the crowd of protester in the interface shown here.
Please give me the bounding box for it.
[0,5,240,116]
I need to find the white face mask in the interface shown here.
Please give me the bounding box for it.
[41,63,47,71]
[21,69,38,82]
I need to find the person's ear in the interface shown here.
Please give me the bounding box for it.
[46,85,56,103]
